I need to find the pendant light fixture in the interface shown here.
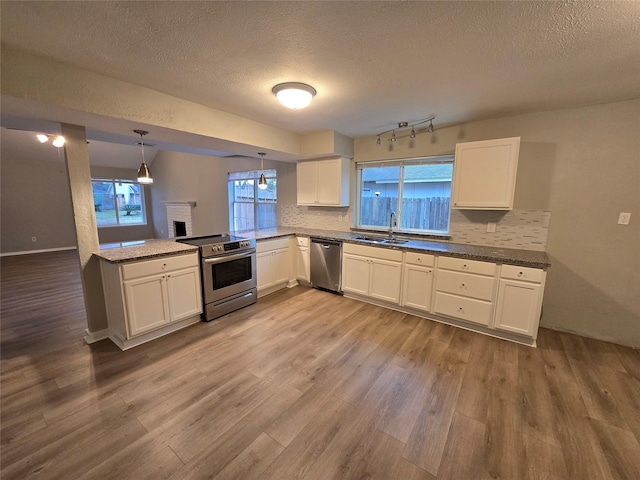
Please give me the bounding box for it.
[272,82,317,109]
[257,152,268,190]
[134,129,153,184]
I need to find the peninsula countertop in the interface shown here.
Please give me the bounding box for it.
[95,239,198,264]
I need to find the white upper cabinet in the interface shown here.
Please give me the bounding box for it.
[452,137,520,210]
[297,157,351,206]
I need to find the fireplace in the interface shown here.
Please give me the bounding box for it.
[164,201,196,238]
[174,221,187,237]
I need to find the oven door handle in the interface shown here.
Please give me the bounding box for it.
[203,250,255,265]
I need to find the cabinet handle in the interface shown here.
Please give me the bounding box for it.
[458,307,464,312]
[460,283,466,288]
[462,264,468,270]
[162,263,167,270]
[518,272,524,277]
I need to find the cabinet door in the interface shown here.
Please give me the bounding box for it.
[494,279,541,337]
[369,259,402,304]
[296,246,310,281]
[297,161,318,205]
[402,264,433,312]
[452,137,520,210]
[342,254,370,296]
[256,251,273,290]
[272,248,291,285]
[316,158,342,205]
[166,266,202,322]
[123,274,170,337]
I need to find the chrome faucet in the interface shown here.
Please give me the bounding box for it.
[389,211,397,239]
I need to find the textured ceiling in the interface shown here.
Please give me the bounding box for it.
[1,0,639,139]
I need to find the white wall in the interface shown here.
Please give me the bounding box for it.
[0,155,155,253]
[354,99,640,348]
[149,150,296,238]
[1,156,77,253]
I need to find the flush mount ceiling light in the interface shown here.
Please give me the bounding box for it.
[375,116,436,145]
[272,82,317,109]
[257,152,268,190]
[36,133,65,147]
[134,129,153,184]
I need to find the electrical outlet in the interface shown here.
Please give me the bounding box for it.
[486,222,497,233]
[338,214,343,222]
[31,236,37,242]
[618,212,631,225]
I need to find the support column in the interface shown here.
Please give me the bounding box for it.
[61,123,108,341]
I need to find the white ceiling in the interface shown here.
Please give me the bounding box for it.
[1,1,639,156]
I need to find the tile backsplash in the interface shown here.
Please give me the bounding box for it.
[279,204,551,251]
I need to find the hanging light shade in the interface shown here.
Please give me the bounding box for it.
[258,152,268,190]
[272,82,316,109]
[134,129,153,184]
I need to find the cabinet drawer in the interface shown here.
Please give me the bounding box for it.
[343,243,403,262]
[405,251,435,267]
[436,270,496,301]
[121,253,199,280]
[500,264,545,283]
[438,256,496,276]
[295,236,309,247]
[257,237,291,253]
[434,292,492,326]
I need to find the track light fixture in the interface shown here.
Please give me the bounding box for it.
[36,133,65,147]
[257,152,268,190]
[134,129,153,184]
[375,116,436,145]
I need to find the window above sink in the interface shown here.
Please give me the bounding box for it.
[355,155,453,237]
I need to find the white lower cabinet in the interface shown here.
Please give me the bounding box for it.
[494,265,546,338]
[101,252,202,350]
[434,257,497,327]
[401,252,435,312]
[341,242,548,345]
[256,237,292,296]
[295,236,310,283]
[342,243,403,304]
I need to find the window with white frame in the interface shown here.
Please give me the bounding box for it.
[356,156,453,235]
[228,170,277,231]
[92,179,147,227]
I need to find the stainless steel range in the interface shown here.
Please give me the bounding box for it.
[177,234,257,321]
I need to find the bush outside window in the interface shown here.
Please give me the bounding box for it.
[92,179,146,226]
[356,156,453,235]
[228,170,277,232]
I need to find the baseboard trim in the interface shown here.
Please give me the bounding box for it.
[84,328,110,344]
[1,246,77,257]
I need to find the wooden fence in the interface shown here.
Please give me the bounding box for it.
[359,197,450,231]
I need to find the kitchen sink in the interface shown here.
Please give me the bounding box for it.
[383,239,409,244]
[351,235,408,245]
[352,235,385,242]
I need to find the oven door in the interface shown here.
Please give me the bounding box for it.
[202,249,256,304]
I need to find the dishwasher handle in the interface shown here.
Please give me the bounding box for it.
[310,238,342,248]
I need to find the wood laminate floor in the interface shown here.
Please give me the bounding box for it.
[1,250,640,479]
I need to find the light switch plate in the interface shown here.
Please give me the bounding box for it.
[618,212,631,225]
[487,222,497,233]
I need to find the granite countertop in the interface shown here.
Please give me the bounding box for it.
[95,239,198,264]
[233,227,551,269]
[95,227,550,268]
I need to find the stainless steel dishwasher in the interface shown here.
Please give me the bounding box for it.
[310,238,343,293]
